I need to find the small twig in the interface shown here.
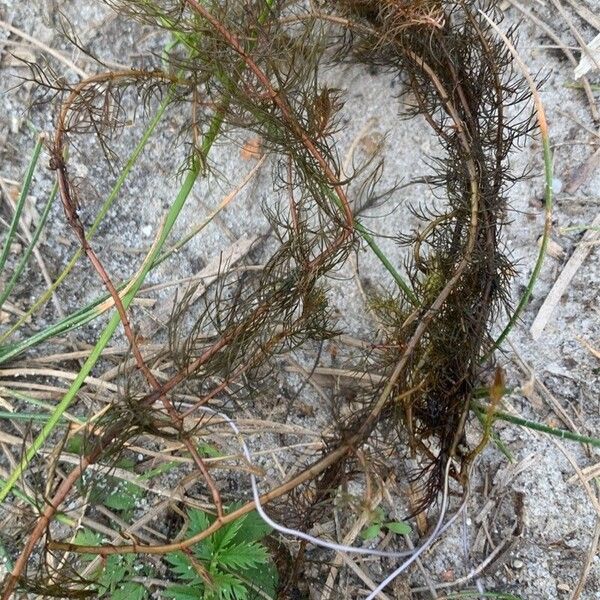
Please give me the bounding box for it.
[530,212,600,339]
[506,0,599,121]
[571,517,600,600]
[410,523,520,593]
[566,146,600,194]
[550,0,600,73]
[364,462,455,600]
[564,0,600,30]
[0,367,118,392]
[0,19,88,78]
[339,553,392,600]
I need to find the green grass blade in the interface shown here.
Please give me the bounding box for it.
[0,136,44,274]
[471,400,600,448]
[0,158,201,503]
[0,411,63,422]
[478,11,553,357]
[0,184,58,309]
[0,96,170,346]
[0,299,108,364]
[564,82,600,92]
[323,187,417,303]
[0,387,83,424]
[487,132,553,354]
[354,220,417,304]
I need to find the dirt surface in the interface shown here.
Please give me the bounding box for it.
[0,1,599,599]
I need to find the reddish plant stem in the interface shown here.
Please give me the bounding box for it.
[52,150,159,391]
[52,69,180,400]
[48,435,360,556]
[182,438,224,518]
[53,69,224,513]
[183,0,354,234]
[287,155,300,234]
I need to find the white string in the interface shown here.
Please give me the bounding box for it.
[364,460,459,600]
[197,406,466,590]
[198,407,412,557]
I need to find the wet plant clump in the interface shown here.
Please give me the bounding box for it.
[335,0,536,505]
[0,1,548,598]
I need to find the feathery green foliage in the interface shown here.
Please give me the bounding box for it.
[165,507,277,600]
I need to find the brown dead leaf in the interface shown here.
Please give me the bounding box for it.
[240,137,262,160]
[358,131,384,156]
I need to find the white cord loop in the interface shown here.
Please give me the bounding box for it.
[199,407,465,598]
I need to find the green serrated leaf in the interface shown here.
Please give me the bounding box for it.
[384,521,412,535]
[116,457,136,470]
[231,510,272,544]
[243,560,279,598]
[208,570,247,600]
[187,508,213,558]
[73,529,102,548]
[165,551,203,584]
[97,555,128,592]
[217,541,268,570]
[73,529,102,562]
[361,524,381,540]
[168,505,278,600]
[189,508,212,535]
[212,514,247,555]
[164,583,204,600]
[111,582,148,600]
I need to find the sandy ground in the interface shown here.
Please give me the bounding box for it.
[0,0,599,599]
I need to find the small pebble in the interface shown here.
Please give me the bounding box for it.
[512,559,524,569]
[74,162,89,179]
[10,115,21,134]
[557,583,571,592]
[141,224,152,237]
[552,177,563,194]
[544,238,565,259]
[564,537,580,548]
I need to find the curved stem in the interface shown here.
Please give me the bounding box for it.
[479,9,553,356]
[0,92,172,347]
